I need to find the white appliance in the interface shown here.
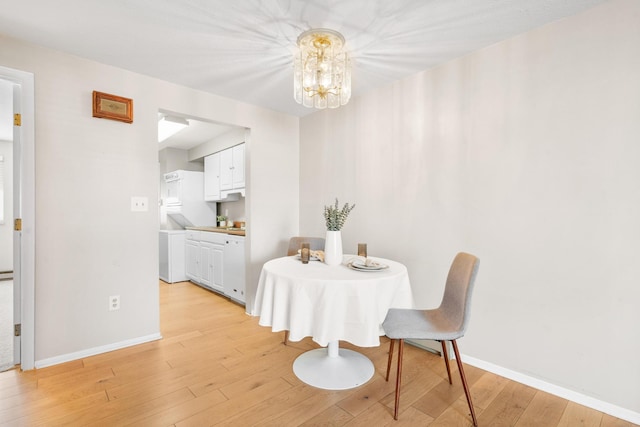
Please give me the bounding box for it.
[223,235,246,303]
[164,170,217,227]
[159,230,188,283]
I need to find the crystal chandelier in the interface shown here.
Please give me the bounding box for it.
[294,28,351,109]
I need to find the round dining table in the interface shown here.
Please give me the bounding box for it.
[253,254,414,390]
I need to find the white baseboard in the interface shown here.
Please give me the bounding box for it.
[34,333,163,369]
[462,354,640,425]
[406,339,443,355]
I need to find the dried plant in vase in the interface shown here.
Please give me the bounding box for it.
[324,198,355,231]
[323,198,355,265]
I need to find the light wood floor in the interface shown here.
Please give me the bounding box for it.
[0,281,635,426]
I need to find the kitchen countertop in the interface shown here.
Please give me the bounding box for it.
[186,226,246,236]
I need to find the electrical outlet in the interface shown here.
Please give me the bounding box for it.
[131,196,148,212]
[109,295,120,311]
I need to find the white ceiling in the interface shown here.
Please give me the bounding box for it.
[157,112,241,151]
[0,0,607,142]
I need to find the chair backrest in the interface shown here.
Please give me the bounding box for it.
[439,252,480,337]
[286,237,326,256]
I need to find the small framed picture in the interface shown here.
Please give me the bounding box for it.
[92,91,133,123]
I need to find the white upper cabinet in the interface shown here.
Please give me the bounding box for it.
[231,143,245,189]
[219,147,234,191]
[220,143,245,191]
[206,143,245,200]
[204,152,221,201]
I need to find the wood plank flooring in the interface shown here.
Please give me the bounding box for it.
[0,281,635,426]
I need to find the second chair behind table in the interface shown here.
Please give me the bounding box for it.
[286,237,326,256]
[283,236,326,345]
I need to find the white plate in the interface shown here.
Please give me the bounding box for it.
[348,260,388,271]
[295,255,320,261]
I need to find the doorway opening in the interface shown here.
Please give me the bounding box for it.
[0,78,14,371]
[0,65,35,371]
[156,110,249,305]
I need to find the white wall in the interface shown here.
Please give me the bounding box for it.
[300,0,639,418]
[0,34,299,363]
[159,147,204,174]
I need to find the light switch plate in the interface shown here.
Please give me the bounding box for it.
[131,196,148,212]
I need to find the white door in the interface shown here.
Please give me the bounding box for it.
[11,80,22,367]
[204,153,220,201]
[0,80,14,371]
[231,144,245,189]
[185,239,199,281]
[219,148,233,191]
[0,66,34,370]
[210,244,224,291]
[199,242,213,288]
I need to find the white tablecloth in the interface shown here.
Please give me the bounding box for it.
[253,255,414,347]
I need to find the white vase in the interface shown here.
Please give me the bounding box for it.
[324,230,343,266]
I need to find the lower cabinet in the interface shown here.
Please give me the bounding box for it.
[198,241,224,292]
[185,238,200,281]
[185,230,245,304]
[186,231,225,294]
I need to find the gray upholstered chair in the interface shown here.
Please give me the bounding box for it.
[382,252,480,425]
[286,236,326,256]
[282,236,326,344]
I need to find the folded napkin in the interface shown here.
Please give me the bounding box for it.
[364,258,381,267]
[312,250,325,262]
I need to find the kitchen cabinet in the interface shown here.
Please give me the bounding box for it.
[199,241,224,291]
[204,143,244,201]
[220,143,245,191]
[185,238,200,281]
[185,230,245,304]
[185,231,224,294]
[203,152,221,201]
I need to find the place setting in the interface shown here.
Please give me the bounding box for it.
[347,257,389,272]
[347,243,389,272]
[291,201,389,272]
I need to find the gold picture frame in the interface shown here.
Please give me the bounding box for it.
[92,91,133,123]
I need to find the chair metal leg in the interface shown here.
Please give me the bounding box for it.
[451,340,478,427]
[386,338,395,381]
[440,340,453,384]
[283,331,289,345]
[393,339,404,420]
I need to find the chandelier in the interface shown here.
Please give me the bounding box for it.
[294,28,351,109]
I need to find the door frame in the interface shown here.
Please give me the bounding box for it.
[0,65,35,370]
